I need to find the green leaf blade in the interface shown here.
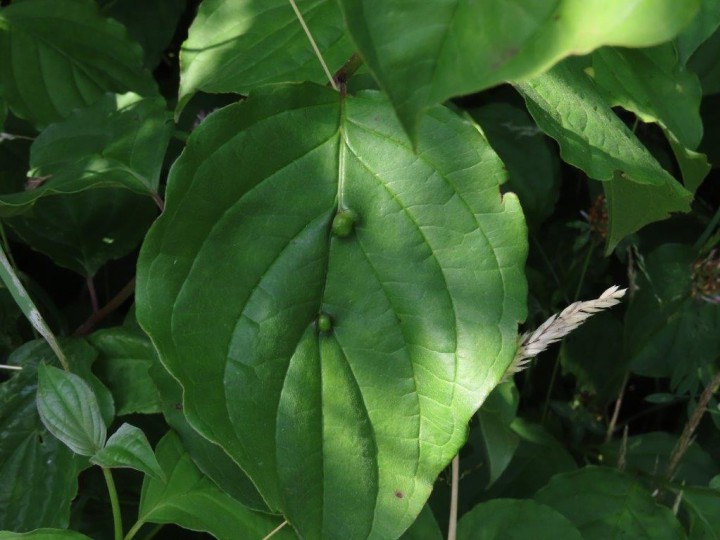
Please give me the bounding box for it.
[137,83,527,539]
[91,423,164,481]
[36,364,106,456]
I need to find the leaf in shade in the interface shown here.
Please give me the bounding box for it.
[535,466,687,540]
[91,423,164,481]
[36,364,106,457]
[458,499,582,540]
[136,83,527,539]
[682,487,720,540]
[399,505,442,540]
[338,0,701,140]
[676,0,720,64]
[137,432,294,540]
[178,0,353,113]
[0,0,156,127]
[0,530,92,540]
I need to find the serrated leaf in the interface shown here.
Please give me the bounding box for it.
[399,505,442,540]
[178,0,353,112]
[592,44,703,150]
[0,342,84,531]
[138,432,294,540]
[148,358,269,512]
[91,423,164,481]
[6,187,157,276]
[516,59,693,251]
[535,466,687,540]
[458,499,582,540]
[37,364,106,456]
[99,0,188,68]
[0,0,156,127]
[0,530,92,540]
[0,93,172,215]
[137,83,527,539]
[89,327,162,416]
[338,0,701,140]
[471,103,560,226]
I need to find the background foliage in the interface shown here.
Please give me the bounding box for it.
[0,0,718,539]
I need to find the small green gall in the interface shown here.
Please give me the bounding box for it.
[317,313,333,333]
[331,209,358,237]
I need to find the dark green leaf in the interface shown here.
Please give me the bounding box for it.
[148,358,269,512]
[601,432,719,487]
[6,188,157,276]
[137,83,527,539]
[474,382,520,486]
[399,505,442,540]
[559,313,626,405]
[535,466,687,540]
[458,499,582,540]
[338,0,701,139]
[178,0,353,112]
[516,59,693,251]
[677,0,720,64]
[89,327,162,416]
[472,103,560,226]
[0,93,172,215]
[138,432,293,540]
[683,487,720,540]
[36,364,106,456]
[99,0,188,68]
[91,423,164,480]
[0,530,92,540]
[0,0,156,127]
[688,26,720,94]
[0,342,83,531]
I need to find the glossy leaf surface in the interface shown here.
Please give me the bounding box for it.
[137,83,527,539]
[535,467,687,540]
[0,342,83,531]
[338,0,701,138]
[0,0,155,126]
[178,0,352,111]
[458,499,582,540]
[37,364,106,457]
[138,432,293,540]
[516,59,693,251]
[91,423,164,480]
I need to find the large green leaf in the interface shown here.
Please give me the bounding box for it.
[99,0,188,68]
[148,357,269,512]
[338,0,701,139]
[676,0,720,64]
[399,505,442,540]
[591,44,703,150]
[688,26,720,94]
[0,0,156,127]
[535,466,687,540]
[6,187,157,276]
[89,327,162,416]
[37,364,106,457]
[682,487,720,540]
[178,0,353,112]
[137,83,527,539]
[137,432,294,540]
[0,341,85,532]
[516,59,693,251]
[0,93,172,215]
[458,499,582,540]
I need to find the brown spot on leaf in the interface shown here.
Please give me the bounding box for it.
[394,490,404,499]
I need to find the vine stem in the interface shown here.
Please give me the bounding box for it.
[287,0,338,91]
[73,277,136,336]
[447,454,459,540]
[665,370,720,481]
[86,275,100,314]
[102,467,123,540]
[262,520,288,540]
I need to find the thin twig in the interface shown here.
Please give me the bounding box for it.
[74,277,136,336]
[665,370,720,481]
[331,52,363,87]
[288,0,338,91]
[86,275,100,314]
[262,520,288,540]
[447,454,459,540]
[605,372,630,444]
